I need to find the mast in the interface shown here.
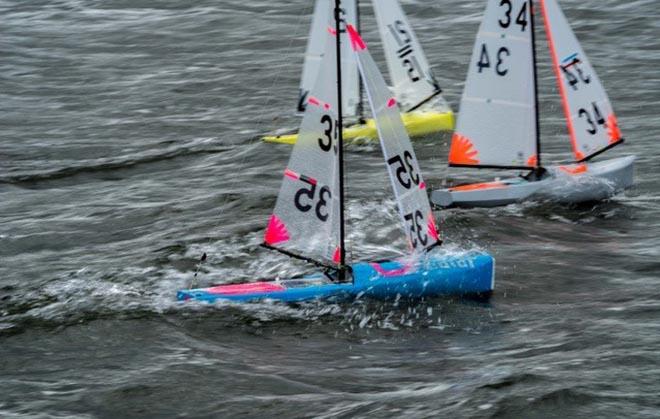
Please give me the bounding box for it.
[356,0,365,123]
[335,0,347,281]
[530,0,543,175]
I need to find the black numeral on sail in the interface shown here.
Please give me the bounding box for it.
[294,178,331,222]
[578,102,606,135]
[404,210,428,249]
[387,151,420,189]
[318,114,338,153]
[388,20,422,83]
[499,0,528,31]
[561,57,591,91]
[477,44,510,76]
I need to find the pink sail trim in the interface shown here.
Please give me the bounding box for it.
[307,96,321,106]
[346,24,366,51]
[419,181,426,190]
[284,168,299,181]
[207,282,286,295]
[370,262,411,277]
[332,247,341,264]
[264,215,290,245]
[387,98,397,108]
[327,26,337,36]
[427,212,440,242]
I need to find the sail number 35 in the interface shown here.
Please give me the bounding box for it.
[404,210,428,249]
[387,151,420,189]
[294,177,331,222]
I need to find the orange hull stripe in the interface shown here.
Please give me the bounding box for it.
[559,164,587,175]
[449,181,507,192]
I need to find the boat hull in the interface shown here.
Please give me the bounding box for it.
[262,110,454,144]
[177,251,494,303]
[431,155,635,208]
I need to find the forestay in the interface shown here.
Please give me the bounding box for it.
[372,0,443,112]
[298,0,359,117]
[348,24,440,253]
[541,0,622,162]
[266,31,341,265]
[449,0,537,169]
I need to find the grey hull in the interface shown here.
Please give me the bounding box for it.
[431,156,635,208]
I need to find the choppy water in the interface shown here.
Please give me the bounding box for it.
[1,0,659,417]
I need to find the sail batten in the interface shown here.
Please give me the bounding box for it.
[449,0,538,169]
[349,24,440,253]
[373,0,444,113]
[541,0,622,162]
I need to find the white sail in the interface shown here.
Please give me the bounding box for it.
[298,0,359,117]
[348,24,440,252]
[267,30,341,264]
[541,0,622,162]
[373,0,443,112]
[449,0,537,169]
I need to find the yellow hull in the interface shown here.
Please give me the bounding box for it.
[262,110,454,145]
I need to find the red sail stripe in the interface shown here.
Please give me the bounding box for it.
[346,24,366,51]
[284,168,299,180]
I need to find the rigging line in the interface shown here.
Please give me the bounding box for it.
[260,244,338,271]
[195,2,313,277]
[406,90,443,113]
[335,0,348,282]
[530,0,543,173]
[356,0,365,123]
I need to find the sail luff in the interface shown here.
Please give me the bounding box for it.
[530,0,542,169]
[540,0,579,160]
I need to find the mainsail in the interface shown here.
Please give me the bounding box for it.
[449,0,538,169]
[541,0,623,162]
[348,24,440,252]
[373,0,443,112]
[266,30,341,265]
[298,0,359,117]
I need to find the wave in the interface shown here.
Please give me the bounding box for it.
[0,138,230,187]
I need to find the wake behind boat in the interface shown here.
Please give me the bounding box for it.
[431,0,634,208]
[178,9,494,304]
[262,0,454,145]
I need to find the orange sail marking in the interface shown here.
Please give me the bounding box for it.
[448,133,479,165]
[527,155,538,167]
[449,181,507,192]
[559,164,587,175]
[607,114,621,144]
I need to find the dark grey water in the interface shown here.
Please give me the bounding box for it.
[1,0,659,417]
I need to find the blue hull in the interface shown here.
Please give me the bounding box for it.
[177,252,494,303]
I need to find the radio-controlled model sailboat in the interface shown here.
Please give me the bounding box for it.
[431,0,634,208]
[178,5,493,303]
[263,0,454,145]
